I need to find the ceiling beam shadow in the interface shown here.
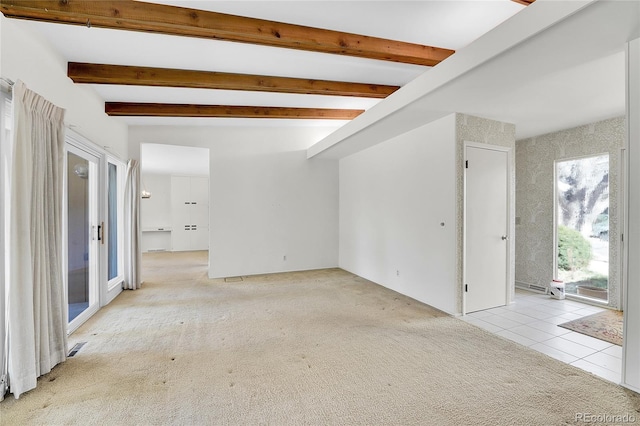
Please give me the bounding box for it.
[0,0,454,66]
[68,62,400,99]
[105,102,364,119]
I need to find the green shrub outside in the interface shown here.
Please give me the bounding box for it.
[557,225,592,271]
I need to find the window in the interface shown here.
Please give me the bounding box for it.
[555,154,609,301]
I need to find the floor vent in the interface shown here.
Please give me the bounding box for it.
[148,249,167,252]
[224,276,243,283]
[68,342,86,358]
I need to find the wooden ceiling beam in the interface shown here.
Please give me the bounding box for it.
[0,1,454,66]
[105,103,364,119]
[68,62,399,99]
[511,0,535,6]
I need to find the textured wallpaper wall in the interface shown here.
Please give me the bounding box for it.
[456,114,516,313]
[515,117,625,310]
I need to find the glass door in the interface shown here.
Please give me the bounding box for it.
[103,157,125,305]
[66,145,100,332]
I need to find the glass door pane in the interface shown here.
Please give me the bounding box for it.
[104,158,124,304]
[107,162,118,280]
[67,149,99,327]
[556,154,609,301]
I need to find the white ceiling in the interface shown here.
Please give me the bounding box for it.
[309,0,638,158]
[18,0,525,129]
[140,0,524,49]
[11,0,630,150]
[461,51,626,139]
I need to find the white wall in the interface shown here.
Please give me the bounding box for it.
[129,126,339,278]
[339,114,458,314]
[140,173,172,252]
[0,17,127,158]
[624,36,640,393]
[515,117,624,308]
[141,174,172,230]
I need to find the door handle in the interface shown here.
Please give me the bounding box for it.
[98,222,104,244]
[501,235,508,241]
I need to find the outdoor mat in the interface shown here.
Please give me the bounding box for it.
[559,309,623,346]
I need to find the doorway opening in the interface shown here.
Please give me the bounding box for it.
[140,143,210,281]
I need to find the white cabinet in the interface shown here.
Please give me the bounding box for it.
[171,176,209,251]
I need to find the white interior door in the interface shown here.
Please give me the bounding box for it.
[465,145,509,313]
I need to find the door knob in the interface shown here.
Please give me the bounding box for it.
[501,235,508,241]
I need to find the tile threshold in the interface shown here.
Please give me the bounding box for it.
[465,291,622,383]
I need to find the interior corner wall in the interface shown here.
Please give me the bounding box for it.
[455,114,517,312]
[128,126,339,279]
[339,114,458,315]
[515,117,625,310]
[0,17,128,158]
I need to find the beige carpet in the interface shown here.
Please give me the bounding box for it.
[2,251,639,425]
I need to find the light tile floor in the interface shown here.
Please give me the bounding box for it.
[461,289,622,383]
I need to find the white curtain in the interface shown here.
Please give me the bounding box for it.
[7,81,67,399]
[124,159,141,290]
[0,85,13,401]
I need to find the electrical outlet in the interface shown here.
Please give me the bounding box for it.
[283,255,287,261]
[396,270,400,276]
